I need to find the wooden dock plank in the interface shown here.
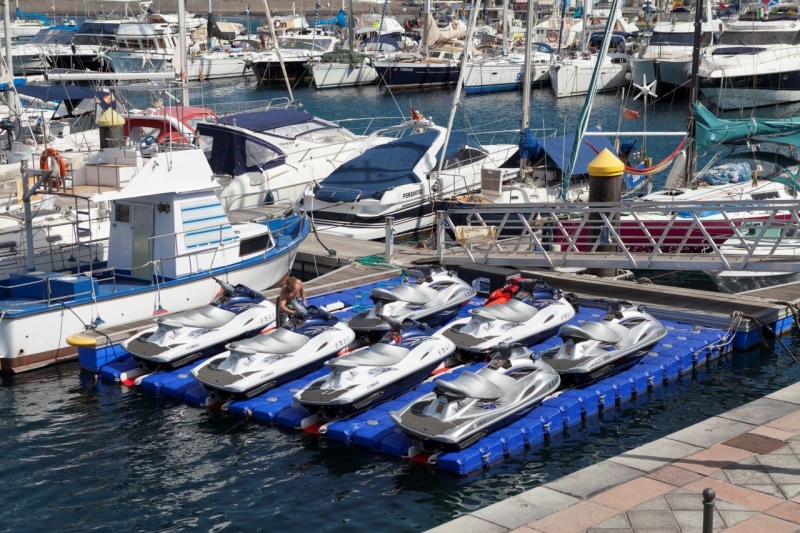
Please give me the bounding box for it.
[741,280,800,304]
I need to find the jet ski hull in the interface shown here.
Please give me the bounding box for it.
[546,341,659,387]
[443,322,564,355]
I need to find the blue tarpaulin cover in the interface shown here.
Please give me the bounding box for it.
[538,128,616,176]
[220,110,314,132]
[14,84,95,102]
[197,123,285,176]
[519,127,543,159]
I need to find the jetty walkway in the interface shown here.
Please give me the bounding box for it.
[430,383,800,533]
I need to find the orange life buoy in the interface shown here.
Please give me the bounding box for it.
[39,147,67,187]
[547,29,559,42]
[591,17,601,25]
[452,21,457,29]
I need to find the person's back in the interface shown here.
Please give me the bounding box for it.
[276,276,307,326]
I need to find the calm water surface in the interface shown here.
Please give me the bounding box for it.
[3,78,800,531]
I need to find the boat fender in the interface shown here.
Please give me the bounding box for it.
[39,147,67,186]
[322,301,345,312]
[452,21,457,29]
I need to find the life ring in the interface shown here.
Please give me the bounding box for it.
[274,19,281,28]
[547,29,559,42]
[452,21,457,29]
[39,147,67,187]
[591,17,601,25]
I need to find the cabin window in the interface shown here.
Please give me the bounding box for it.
[649,31,712,47]
[115,203,131,223]
[245,140,278,169]
[239,233,272,257]
[718,31,796,47]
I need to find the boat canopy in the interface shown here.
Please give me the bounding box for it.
[694,102,800,149]
[315,129,441,203]
[537,128,617,176]
[197,123,286,176]
[220,110,314,132]
[15,84,96,102]
[319,50,367,66]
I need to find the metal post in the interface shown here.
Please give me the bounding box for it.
[702,488,715,533]
[385,216,394,264]
[3,0,17,114]
[436,210,445,264]
[20,160,35,272]
[178,0,190,105]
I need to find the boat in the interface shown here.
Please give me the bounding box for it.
[463,43,553,94]
[192,305,356,401]
[438,278,577,356]
[106,22,179,75]
[195,109,372,211]
[538,300,667,386]
[698,4,800,109]
[294,319,456,421]
[549,30,635,98]
[2,146,308,373]
[10,27,75,75]
[183,20,261,80]
[45,19,135,72]
[303,118,517,240]
[251,30,340,83]
[704,221,800,293]
[311,49,381,89]
[391,343,560,450]
[347,267,476,343]
[121,279,276,374]
[630,1,723,91]
[0,6,53,41]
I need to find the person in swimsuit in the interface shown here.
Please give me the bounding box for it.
[276,276,307,326]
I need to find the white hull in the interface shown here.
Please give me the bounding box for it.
[186,53,255,80]
[549,55,630,98]
[312,62,378,88]
[463,60,550,93]
[707,270,800,294]
[0,249,296,372]
[700,86,800,110]
[630,56,691,89]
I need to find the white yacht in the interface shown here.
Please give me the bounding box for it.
[631,2,723,90]
[463,43,554,94]
[549,31,634,98]
[251,31,339,83]
[698,5,800,109]
[10,27,75,75]
[107,22,178,75]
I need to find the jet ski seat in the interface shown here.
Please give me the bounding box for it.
[337,343,410,366]
[436,369,516,400]
[471,299,538,323]
[230,328,310,355]
[371,284,439,305]
[559,321,630,344]
[155,305,236,329]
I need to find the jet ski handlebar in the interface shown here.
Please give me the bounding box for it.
[383,316,425,332]
[213,277,237,298]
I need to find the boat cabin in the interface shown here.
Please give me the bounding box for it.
[113,23,177,54]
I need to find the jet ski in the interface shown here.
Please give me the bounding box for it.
[294,318,456,423]
[347,267,476,343]
[439,279,577,356]
[391,344,560,450]
[191,305,356,401]
[123,279,275,372]
[539,299,667,386]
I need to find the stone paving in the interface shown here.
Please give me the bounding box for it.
[428,382,800,533]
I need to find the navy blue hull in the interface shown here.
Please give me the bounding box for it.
[375,63,461,90]
[252,60,311,83]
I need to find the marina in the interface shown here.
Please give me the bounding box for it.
[2,0,800,530]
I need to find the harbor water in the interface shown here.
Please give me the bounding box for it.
[2,78,800,530]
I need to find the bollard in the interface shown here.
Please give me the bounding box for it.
[96,107,126,149]
[587,148,624,277]
[702,488,715,533]
[385,216,394,264]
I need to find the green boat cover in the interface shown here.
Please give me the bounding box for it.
[319,50,367,67]
[694,102,800,149]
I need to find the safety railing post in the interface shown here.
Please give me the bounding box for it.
[385,217,394,264]
[436,211,445,264]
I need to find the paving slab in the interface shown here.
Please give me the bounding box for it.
[646,466,705,487]
[724,433,788,454]
[718,510,758,528]
[590,478,674,511]
[544,460,643,499]
[672,509,724,531]
[779,484,800,499]
[750,426,797,442]
[626,510,679,530]
[528,501,618,533]
[768,411,800,433]
[757,453,800,485]
[684,478,785,512]
[609,438,703,473]
[720,398,800,426]
[630,496,670,511]
[427,515,508,533]
[673,444,754,476]
[723,513,800,533]
[589,513,632,529]
[667,417,756,449]
[741,484,785,498]
[767,382,800,406]
[472,487,579,529]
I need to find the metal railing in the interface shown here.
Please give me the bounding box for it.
[435,199,800,272]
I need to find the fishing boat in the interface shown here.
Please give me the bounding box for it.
[1,146,308,374]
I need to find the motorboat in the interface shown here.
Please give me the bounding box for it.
[704,221,800,293]
[106,22,179,75]
[698,5,800,109]
[45,20,127,72]
[11,27,75,75]
[294,319,456,421]
[391,343,560,450]
[183,20,262,81]
[251,31,340,83]
[539,300,667,386]
[192,305,356,401]
[122,279,276,373]
[303,118,517,240]
[373,39,469,90]
[438,278,577,356]
[347,267,476,343]
[630,2,723,91]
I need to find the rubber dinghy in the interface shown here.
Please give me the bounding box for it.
[347,267,476,343]
[391,343,561,450]
[295,318,456,422]
[439,279,577,356]
[122,279,275,372]
[539,300,667,386]
[191,305,356,402]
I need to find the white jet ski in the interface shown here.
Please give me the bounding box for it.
[391,343,561,450]
[123,279,275,372]
[539,299,668,386]
[439,279,577,356]
[347,267,476,343]
[294,318,456,424]
[191,305,356,401]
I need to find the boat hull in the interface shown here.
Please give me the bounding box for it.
[312,62,378,88]
[701,70,800,109]
[252,59,311,83]
[374,62,461,90]
[549,57,630,98]
[463,61,550,94]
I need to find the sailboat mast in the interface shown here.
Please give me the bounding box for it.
[347,0,354,50]
[423,0,430,57]
[521,0,534,130]
[437,0,482,173]
[581,0,589,52]
[501,0,508,56]
[178,0,190,105]
[261,0,295,102]
[685,0,703,183]
[207,0,213,51]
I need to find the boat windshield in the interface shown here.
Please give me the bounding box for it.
[735,223,799,240]
[717,30,800,46]
[278,38,333,51]
[266,119,356,143]
[30,29,75,45]
[649,31,712,46]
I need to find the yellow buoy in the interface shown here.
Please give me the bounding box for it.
[96,107,126,128]
[66,334,97,348]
